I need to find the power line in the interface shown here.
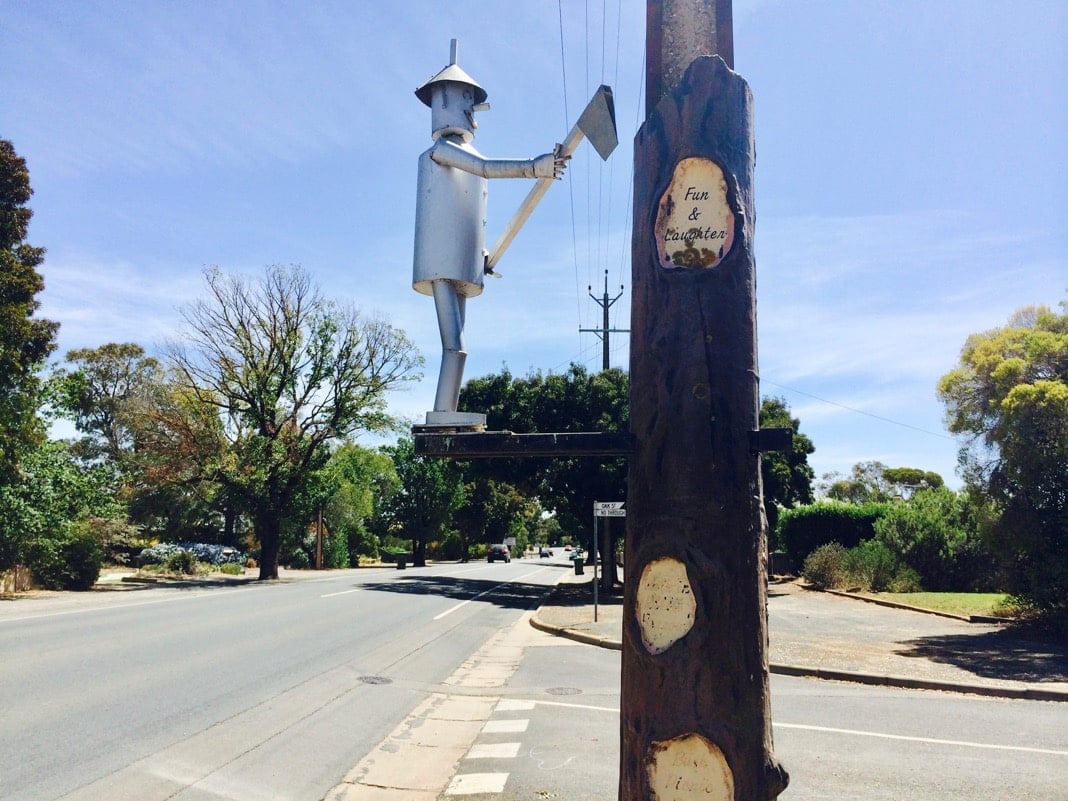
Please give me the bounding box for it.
[761,379,955,440]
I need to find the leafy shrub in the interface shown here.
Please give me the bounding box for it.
[802,539,920,593]
[164,549,198,575]
[218,562,244,575]
[323,531,350,568]
[286,549,310,569]
[777,502,891,565]
[25,525,104,591]
[62,525,105,590]
[802,542,847,589]
[843,538,912,592]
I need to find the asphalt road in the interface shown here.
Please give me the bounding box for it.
[462,627,1068,801]
[0,561,563,801]
[4,558,1066,801]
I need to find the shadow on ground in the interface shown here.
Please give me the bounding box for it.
[360,573,564,612]
[542,578,624,607]
[895,627,1068,684]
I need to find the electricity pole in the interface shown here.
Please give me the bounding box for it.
[620,1,789,799]
[579,270,628,371]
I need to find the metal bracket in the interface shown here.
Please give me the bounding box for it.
[748,427,794,454]
[413,429,635,459]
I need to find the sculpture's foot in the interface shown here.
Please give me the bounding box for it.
[416,411,487,432]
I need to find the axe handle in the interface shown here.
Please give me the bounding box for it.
[485,122,586,271]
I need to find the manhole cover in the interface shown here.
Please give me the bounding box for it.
[358,675,392,685]
[545,687,581,696]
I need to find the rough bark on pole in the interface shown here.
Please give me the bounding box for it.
[646,0,734,112]
[620,55,788,800]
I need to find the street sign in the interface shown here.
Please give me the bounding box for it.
[594,501,626,517]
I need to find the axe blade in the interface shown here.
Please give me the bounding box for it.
[577,85,618,161]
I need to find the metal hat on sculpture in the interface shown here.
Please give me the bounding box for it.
[415,40,488,106]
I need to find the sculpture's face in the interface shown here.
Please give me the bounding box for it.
[430,81,483,142]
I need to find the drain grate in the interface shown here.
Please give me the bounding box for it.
[358,675,392,685]
[545,686,581,696]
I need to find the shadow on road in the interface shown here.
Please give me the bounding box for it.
[359,573,557,612]
[895,628,1068,684]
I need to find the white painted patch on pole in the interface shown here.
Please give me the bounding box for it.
[647,732,734,801]
[635,556,696,654]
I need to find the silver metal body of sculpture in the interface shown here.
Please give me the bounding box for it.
[413,40,565,428]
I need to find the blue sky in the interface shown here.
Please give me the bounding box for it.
[3,0,1065,490]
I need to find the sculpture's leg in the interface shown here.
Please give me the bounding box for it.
[432,280,467,413]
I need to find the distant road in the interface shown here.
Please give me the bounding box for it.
[0,561,565,801]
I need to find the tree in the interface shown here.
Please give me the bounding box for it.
[318,442,398,564]
[0,439,123,587]
[123,378,232,542]
[758,397,814,534]
[873,487,990,591]
[459,364,629,587]
[822,460,944,504]
[938,302,1068,613]
[165,265,422,579]
[51,342,163,464]
[381,438,465,566]
[456,476,538,557]
[0,140,58,482]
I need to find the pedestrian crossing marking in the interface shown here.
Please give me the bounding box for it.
[444,772,510,795]
[482,718,529,734]
[466,742,522,759]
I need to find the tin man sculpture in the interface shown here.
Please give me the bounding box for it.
[413,40,618,429]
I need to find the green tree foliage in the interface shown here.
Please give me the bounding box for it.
[457,477,538,557]
[318,442,398,564]
[0,440,122,587]
[163,265,422,579]
[51,342,163,464]
[822,460,944,503]
[758,397,815,533]
[873,487,992,591]
[938,302,1068,613]
[381,438,465,566]
[0,140,58,482]
[459,364,628,555]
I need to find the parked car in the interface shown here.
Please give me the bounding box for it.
[539,548,553,558]
[487,544,511,563]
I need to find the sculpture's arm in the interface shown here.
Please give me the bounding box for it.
[431,140,566,180]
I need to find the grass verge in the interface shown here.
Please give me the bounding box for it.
[868,591,1013,618]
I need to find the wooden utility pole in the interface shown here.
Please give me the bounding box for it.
[620,1,788,799]
[580,270,628,371]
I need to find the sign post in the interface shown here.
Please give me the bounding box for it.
[620,2,788,799]
[593,502,626,622]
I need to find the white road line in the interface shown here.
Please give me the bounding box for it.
[433,581,514,620]
[775,722,1068,756]
[319,588,361,598]
[534,699,620,713]
[514,701,1066,757]
[432,567,553,621]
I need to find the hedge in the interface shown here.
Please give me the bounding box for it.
[776,501,891,565]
